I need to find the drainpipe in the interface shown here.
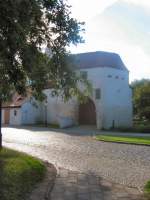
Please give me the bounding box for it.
[97,110,102,130]
[0,100,2,149]
[44,98,48,127]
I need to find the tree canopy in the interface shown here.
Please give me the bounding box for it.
[0,0,90,102]
[131,79,150,120]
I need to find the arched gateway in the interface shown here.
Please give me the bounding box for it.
[79,98,96,125]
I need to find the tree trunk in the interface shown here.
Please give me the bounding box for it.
[0,100,2,149]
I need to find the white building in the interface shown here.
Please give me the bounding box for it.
[2,51,133,129]
[2,95,44,126]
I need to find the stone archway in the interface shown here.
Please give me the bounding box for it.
[79,98,96,125]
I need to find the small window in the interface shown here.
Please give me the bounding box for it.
[108,75,112,78]
[14,110,17,116]
[80,71,88,79]
[95,88,101,99]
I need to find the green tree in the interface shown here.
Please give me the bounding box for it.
[0,0,90,148]
[131,79,150,120]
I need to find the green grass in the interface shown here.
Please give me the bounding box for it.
[104,121,150,133]
[0,148,46,200]
[105,125,150,133]
[95,135,150,145]
[116,125,150,133]
[144,181,150,199]
[47,123,60,129]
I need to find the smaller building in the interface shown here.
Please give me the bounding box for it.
[2,94,43,126]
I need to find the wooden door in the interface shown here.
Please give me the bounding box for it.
[79,99,96,125]
[4,109,10,124]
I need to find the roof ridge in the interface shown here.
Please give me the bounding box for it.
[73,51,128,71]
[74,51,119,56]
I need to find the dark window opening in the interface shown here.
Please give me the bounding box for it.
[14,110,17,116]
[108,75,112,78]
[95,88,101,99]
[80,71,88,79]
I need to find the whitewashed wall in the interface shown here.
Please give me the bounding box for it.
[9,108,22,125]
[79,66,133,129]
[101,67,132,129]
[42,66,133,129]
[21,100,44,125]
[43,89,78,126]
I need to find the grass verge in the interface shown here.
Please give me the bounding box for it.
[95,135,150,145]
[104,125,150,133]
[144,181,150,199]
[0,148,46,200]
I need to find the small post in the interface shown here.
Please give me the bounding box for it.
[112,120,115,129]
[44,98,48,127]
[0,100,2,149]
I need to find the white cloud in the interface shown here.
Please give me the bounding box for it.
[68,0,150,81]
[124,0,150,8]
[68,0,150,21]
[120,46,150,81]
[68,0,116,20]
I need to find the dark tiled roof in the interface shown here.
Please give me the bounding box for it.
[74,51,128,71]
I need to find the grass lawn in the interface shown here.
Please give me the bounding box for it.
[95,135,150,145]
[106,126,150,133]
[0,148,46,200]
[106,122,150,133]
[145,181,150,199]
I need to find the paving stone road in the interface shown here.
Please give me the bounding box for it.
[29,166,145,200]
[2,126,150,191]
[51,168,144,200]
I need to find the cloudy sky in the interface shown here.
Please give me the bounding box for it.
[68,0,150,81]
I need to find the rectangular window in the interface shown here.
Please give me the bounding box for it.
[80,71,88,79]
[14,110,17,116]
[108,75,112,78]
[95,88,101,99]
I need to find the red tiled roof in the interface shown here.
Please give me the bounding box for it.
[2,94,27,108]
[74,51,128,71]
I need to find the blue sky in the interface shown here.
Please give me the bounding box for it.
[68,0,150,81]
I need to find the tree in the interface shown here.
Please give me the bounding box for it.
[0,0,90,148]
[131,79,150,121]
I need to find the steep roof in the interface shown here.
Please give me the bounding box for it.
[2,94,27,108]
[74,51,128,71]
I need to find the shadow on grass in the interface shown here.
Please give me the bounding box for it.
[0,148,46,200]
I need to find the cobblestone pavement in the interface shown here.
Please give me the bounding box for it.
[2,126,150,190]
[29,166,144,200]
[51,168,144,200]
[29,163,57,200]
